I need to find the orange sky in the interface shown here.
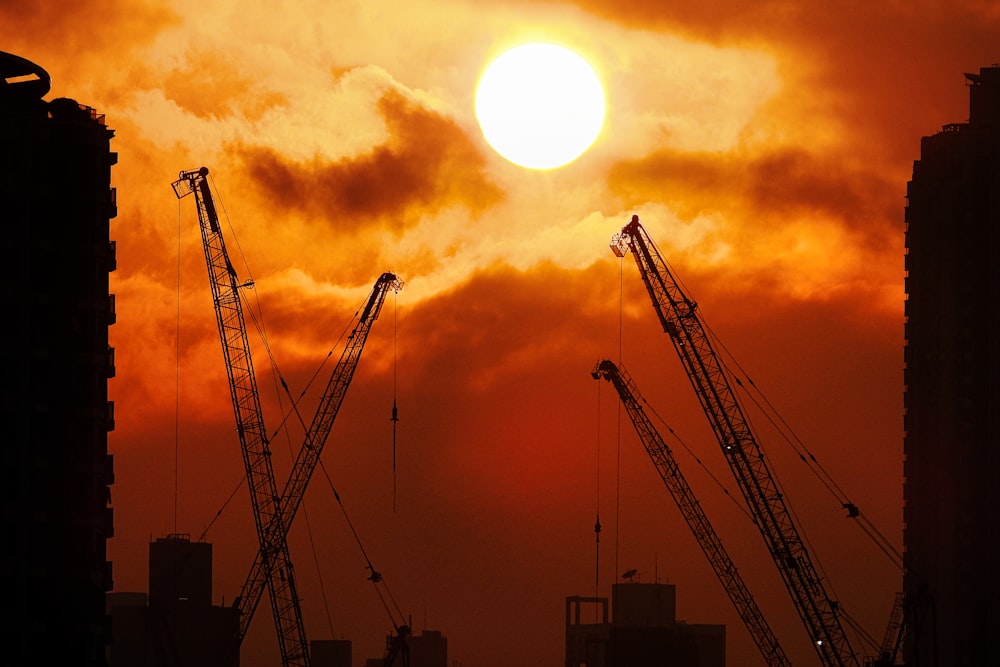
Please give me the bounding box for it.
[4,1,998,665]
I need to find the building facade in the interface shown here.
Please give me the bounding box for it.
[903,64,1000,666]
[1,51,117,667]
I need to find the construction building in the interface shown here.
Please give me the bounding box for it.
[1,51,117,666]
[363,628,447,667]
[903,64,1000,666]
[566,582,725,667]
[107,534,240,667]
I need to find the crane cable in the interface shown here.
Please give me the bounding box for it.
[316,458,407,631]
[190,187,404,633]
[207,171,347,636]
[190,175,408,641]
[706,321,903,570]
[391,289,399,512]
[696,314,900,657]
[194,286,375,539]
[639,395,754,523]
[174,199,182,535]
[682,313,851,635]
[593,377,602,620]
[649,253,884,658]
[614,252,623,587]
[272,372,338,639]
[252,291,383,640]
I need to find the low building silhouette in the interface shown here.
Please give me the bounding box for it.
[311,639,352,667]
[364,628,448,667]
[107,534,240,667]
[566,582,725,667]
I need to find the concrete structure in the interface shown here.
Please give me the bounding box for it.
[107,535,240,667]
[310,639,352,667]
[1,50,117,667]
[903,64,1000,666]
[566,582,725,667]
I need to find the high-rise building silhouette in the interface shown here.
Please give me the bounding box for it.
[1,51,117,666]
[903,64,1000,666]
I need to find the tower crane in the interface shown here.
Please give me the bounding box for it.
[172,167,309,667]
[869,593,905,667]
[236,270,403,640]
[611,215,859,667]
[591,358,791,667]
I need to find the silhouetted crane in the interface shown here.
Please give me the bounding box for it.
[236,271,402,641]
[172,167,309,667]
[593,358,791,667]
[611,215,859,667]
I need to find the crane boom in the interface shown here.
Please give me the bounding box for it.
[592,359,791,667]
[237,271,403,640]
[172,167,309,667]
[611,215,858,667]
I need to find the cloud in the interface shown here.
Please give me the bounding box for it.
[610,146,899,237]
[236,89,503,232]
[0,0,179,96]
[604,144,905,306]
[157,47,290,122]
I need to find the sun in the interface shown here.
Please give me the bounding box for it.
[475,43,606,170]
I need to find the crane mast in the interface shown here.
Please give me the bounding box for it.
[172,167,310,667]
[611,215,858,667]
[592,359,791,667]
[237,271,403,640]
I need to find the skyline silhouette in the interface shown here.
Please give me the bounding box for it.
[3,3,998,666]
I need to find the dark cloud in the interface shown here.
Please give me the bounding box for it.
[238,90,503,232]
[399,260,620,391]
[0,0,179,85]
[608,146,901,249]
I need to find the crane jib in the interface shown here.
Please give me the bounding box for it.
[174,167,311,667]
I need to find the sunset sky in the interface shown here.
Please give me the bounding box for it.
[4,1,999,665]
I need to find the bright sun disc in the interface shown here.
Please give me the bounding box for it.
[475,43,605,170]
